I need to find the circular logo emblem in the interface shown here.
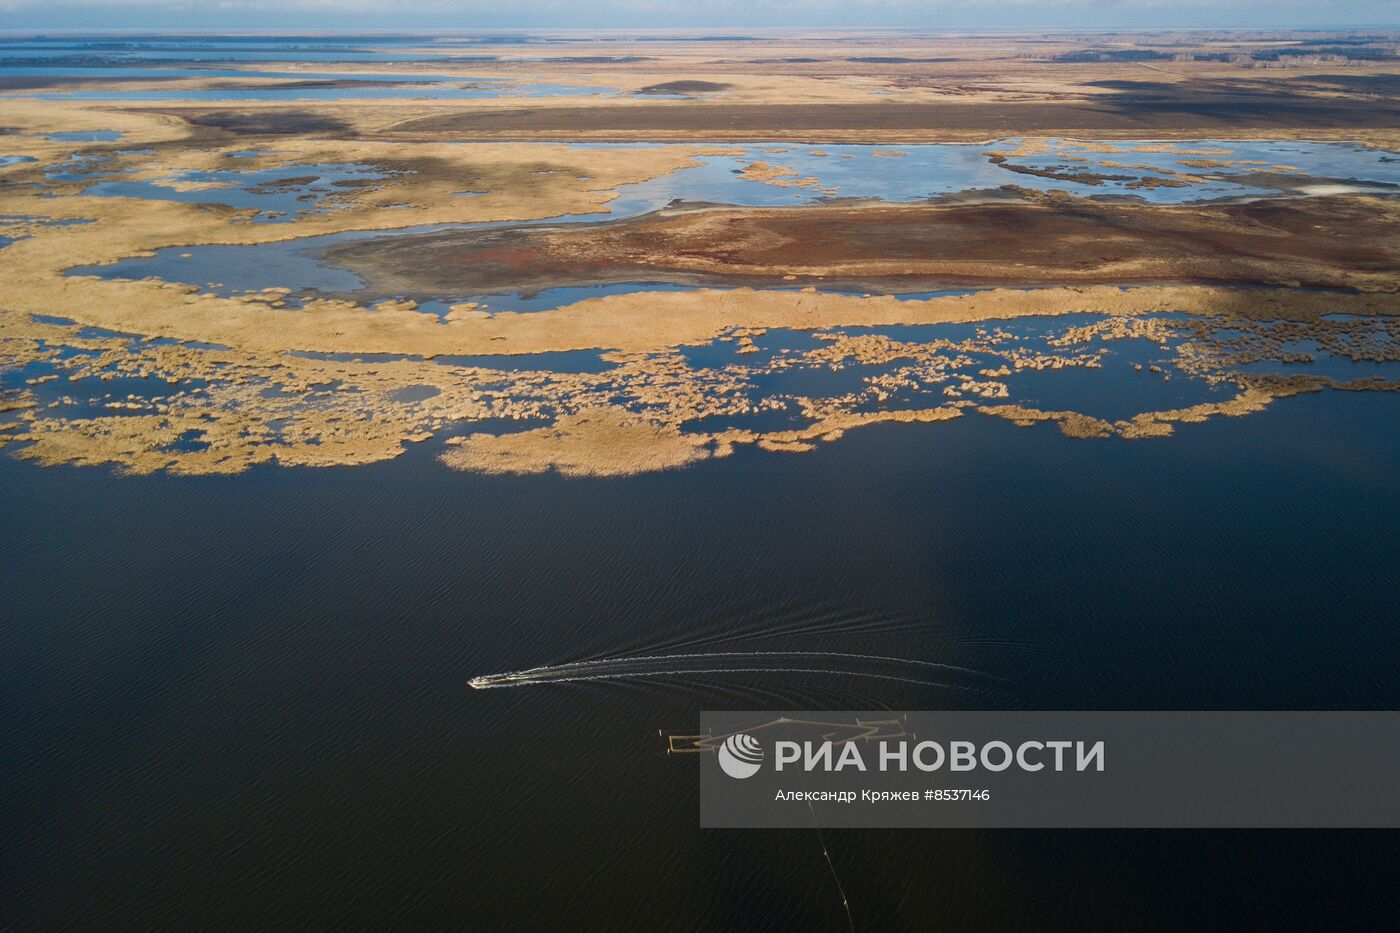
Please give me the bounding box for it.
[717,733,764,779]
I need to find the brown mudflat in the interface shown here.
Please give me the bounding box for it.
[636,80,733,94]
[326,194,1400,296]
[143,73,1400,144]
[380,79,1400,140]
[171,109,357,137]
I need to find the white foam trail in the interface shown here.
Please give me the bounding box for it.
[468,650,994,690]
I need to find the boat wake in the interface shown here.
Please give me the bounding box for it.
[468,650,997,691]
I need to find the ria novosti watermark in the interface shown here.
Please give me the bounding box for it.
[681,712,1400,828]
[767,734,1104,774]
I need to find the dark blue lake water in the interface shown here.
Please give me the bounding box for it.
[4,387,1398,929]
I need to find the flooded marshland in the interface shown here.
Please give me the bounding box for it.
[4,31,1400,930]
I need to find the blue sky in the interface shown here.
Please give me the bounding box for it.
[1,1,1397,31]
